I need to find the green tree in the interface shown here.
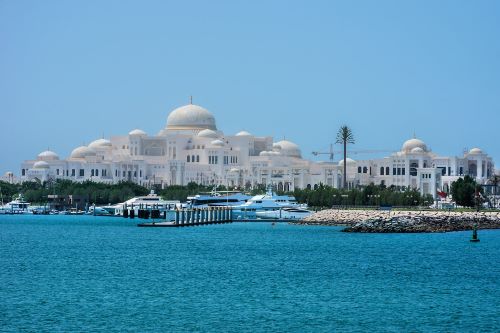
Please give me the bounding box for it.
[451,176,478,207]
[335,125,355,189]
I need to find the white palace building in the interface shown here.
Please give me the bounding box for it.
[19,102,496,199]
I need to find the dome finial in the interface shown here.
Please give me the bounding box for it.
[190,95,193,104]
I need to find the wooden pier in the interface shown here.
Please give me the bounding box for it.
[137,206,233,227]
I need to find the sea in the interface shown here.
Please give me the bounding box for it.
[1,215,499,333]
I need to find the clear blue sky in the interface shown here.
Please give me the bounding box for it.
[1,0,499,174]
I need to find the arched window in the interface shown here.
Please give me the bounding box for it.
[410,162,418,176]
[386,167,390,175]
[196,155,200,162]
[187,155,190,162]
[191,155,195,163]
[380,167,384,175]
[358,167,362,173]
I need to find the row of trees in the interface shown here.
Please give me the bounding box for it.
[291,183,433,208]
[0,179,149,205]
[0,177,487,208]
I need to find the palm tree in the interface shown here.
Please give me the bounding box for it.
[336,125,355,189]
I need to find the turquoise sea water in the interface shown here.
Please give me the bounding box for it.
[1,215,499,333]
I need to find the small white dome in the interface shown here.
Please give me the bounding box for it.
[198,129,219,138]
[166,104,217,131]
[410,147,424,153]
[70,146,96,159]
[273,140,301,158]
[210,139,224,147]
[37,150,59,161]
[33,160,50,169]
[402,138,427,153]
[236,131,252,136]
[469,148,483,154]
[88,138,112,149]
[129,129,146,136]
[338,158,356,166]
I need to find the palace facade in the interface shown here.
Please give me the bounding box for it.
[20,102,496,199]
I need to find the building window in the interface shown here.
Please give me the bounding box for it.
[196,155,200,162]
[187,155,190,162]
[358,167,362,173]
[72,169,76,176]
[380,167,384,175]
[122,171,126,177]
[386,167,390,175]
[397,168,401,175]
[22,169,25,176]
[459,166,463,175]
[402,168,405,175]
[393,168,396,175]
[79,169,84,177]
[363,167,368,174]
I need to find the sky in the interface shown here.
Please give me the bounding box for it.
[1,0,499,175]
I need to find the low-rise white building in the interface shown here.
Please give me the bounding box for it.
[19,102,495,199]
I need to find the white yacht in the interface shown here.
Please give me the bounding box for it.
[233,186,309,219]
[255,207,312,220]
[1,194,31,214]
[113,190,180,216]
[86,205,112,216]
[186,189,251,208]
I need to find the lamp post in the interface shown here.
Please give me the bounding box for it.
[368,194,380,207]
[341,194,349,208]
[224,168,240,206]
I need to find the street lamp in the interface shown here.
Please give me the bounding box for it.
[224,168,240,206]
[341,194,349,208]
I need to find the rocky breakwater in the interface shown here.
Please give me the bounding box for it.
[294,209,500,233]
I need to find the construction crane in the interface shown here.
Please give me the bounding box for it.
[312,144,395,161]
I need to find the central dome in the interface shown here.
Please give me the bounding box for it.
[273,140,302,158]
[402,138,427,153]
[166,104,217,131]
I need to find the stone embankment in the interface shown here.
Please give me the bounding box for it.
[294,209,500,233]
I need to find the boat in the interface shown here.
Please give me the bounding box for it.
[255,207,312,220]
[59,208,85,215]
[114,190,180,217]
[1,194,32,214]
[186,188,251,208]
[233,185,308,219]
[86,205,112,216]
